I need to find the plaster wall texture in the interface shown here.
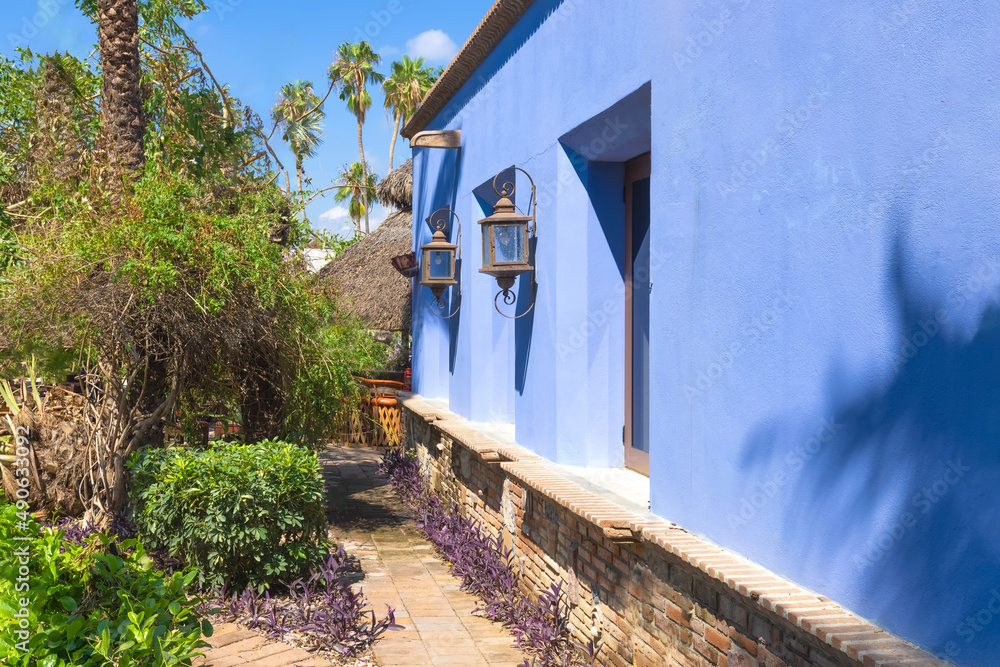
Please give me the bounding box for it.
[409,0,1000,663]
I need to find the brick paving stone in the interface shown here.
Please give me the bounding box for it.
[322,446,525,666]
[237,642,299,661]
[207,629,258,649]
[199,446,525,666]
[215,636,267,655]
[194,655,244,667]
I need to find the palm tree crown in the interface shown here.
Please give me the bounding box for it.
[271,80,325,220]
[272,81,324,162]
[383,56,437,171]
[334,161,378,237]
[328,41,383,233]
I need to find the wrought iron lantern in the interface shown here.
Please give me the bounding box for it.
[419,207,461,318]
[478,167,537,318]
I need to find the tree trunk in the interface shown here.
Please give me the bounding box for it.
[97,0,145,182]
[388,110,401,174]
[357,118,369,234]
[36,59,82,186]
[296,153,305,222]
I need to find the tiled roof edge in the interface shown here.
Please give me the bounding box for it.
[401,0,537,139]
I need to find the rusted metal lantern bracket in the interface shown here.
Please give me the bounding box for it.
[478,167,538,319]
[419,207,462,319]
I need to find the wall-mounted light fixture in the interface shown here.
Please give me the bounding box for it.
[419,207,461,319]
[478,167,537,318]
[390,251,418,277]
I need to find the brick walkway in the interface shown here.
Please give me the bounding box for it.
[195,446,525,667]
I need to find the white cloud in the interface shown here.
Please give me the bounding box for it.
[319,205,349,222]
[315,205,389,236]
[405,30,458,63]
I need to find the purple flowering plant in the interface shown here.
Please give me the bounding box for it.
[379,448,600,667]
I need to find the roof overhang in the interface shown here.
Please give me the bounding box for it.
[401,0,538,139]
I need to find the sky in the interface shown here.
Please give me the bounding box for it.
[2,0,494,235]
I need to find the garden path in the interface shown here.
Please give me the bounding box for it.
[194,446,526,667]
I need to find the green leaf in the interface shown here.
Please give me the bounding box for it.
[99,627,111,654]
[59,596,78,612]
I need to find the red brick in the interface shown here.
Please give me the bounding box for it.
[666,601,692,627]
[706,626,731,652]
[730,629,759,656]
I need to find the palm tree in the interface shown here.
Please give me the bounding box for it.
[271,80,325,221]
[335,161,378,237]
[97,0,144,181]
[382,56,437,172]
[328,41,383,234]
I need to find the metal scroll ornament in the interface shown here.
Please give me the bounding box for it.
[478,167,538,319]
[419,207,461,319]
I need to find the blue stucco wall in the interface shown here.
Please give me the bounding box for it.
[409,1,1000,662]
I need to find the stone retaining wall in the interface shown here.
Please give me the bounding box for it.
[401,395,948,667]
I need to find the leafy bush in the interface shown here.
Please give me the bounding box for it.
[210,546,395,656]
[379,449,599,667]
[0,501,211,666]
[130,440,328,592]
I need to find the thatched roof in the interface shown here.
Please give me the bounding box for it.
[376,159,412,210]
[318,208,413,331]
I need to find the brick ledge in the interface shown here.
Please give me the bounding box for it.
[399,393,951,667]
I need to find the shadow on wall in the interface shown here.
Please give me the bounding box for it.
[448,256,463,375]
[411,143,462,398]
[446,146,465,374]
[739,213,1000,664]
[515,235,536,394]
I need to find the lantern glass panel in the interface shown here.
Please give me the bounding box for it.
[428,250,453,279]
[492,224,525,264]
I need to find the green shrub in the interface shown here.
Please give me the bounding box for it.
[130,440,328,592]
[0,503,211,666]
